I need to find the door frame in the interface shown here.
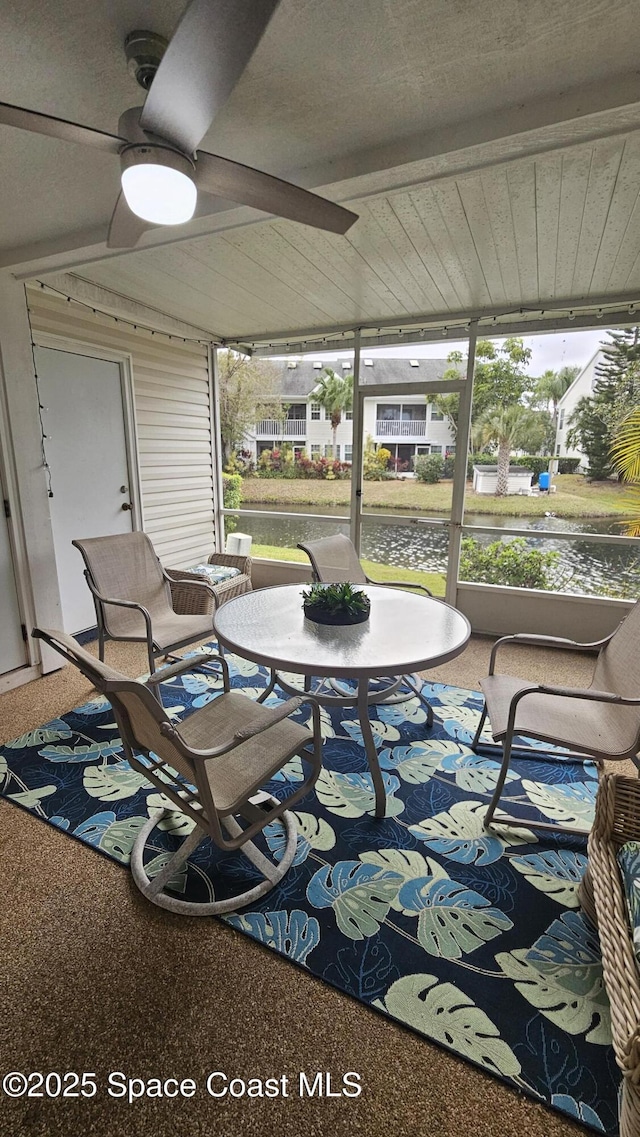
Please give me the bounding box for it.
[33,333,144,531]
[0,361,37,688]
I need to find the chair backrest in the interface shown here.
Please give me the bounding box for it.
[594,600,640,700]
[298,533,367,584]
[592,601,640,755]
[33,628,201,807]
[73,532,172,639]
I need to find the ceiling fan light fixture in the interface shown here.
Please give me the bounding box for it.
[120,145,196,225]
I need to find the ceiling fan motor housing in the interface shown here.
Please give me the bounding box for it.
[124,31,168,91]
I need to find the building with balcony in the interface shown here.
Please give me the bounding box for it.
[247,357,455,468]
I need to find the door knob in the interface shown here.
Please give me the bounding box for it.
[121,502,133,511]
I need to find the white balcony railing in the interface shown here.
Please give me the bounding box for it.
[255,419,307,437]
[375,419,427,437]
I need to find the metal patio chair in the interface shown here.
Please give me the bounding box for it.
[73,532,222,684]
[471,601,640,834]
[298,532,433,596]
[298,532,434,719]
[33,627,322,916]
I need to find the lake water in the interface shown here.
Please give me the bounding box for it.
[232,503,639,597]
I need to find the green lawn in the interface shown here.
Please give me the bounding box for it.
[251,542,446,597]
[241,474,630,519]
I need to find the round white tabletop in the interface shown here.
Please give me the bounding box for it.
[214,584,471,680]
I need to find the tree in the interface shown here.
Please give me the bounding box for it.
[611,407,640,536]
[530,365,579,449]
[568,328,640,479]
[477,404,542,496]
[471,337,532,421]
[311,366,353,457]
[432,338,533,441]
[217,350,284,469]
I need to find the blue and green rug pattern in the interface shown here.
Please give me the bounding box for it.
[0,648,619,1133]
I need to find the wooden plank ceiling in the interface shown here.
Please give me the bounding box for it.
[77,131,640,342]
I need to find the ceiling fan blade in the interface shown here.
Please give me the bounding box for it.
[195,152,358,235]
[107,193,153,249]
[140,0,281,155]
[0,101,124,154]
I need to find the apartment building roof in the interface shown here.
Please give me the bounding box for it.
[275,357,450,398]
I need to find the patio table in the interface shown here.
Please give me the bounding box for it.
[213,583,471,818]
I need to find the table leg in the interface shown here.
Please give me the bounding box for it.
[256,669,278,704]
[357,677,386,820]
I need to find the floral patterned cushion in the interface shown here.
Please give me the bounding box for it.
[184,563,240,585]
[617,840,640,960]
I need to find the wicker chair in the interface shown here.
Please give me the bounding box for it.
[33,627,322,916]
[471,601,640,834]
[166,552,252,616]
[73,532,223,683]
[579,774,640,1137]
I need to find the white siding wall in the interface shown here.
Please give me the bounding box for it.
[28,289,215,569]
[555,350,603,462]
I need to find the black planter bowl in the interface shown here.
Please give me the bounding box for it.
[303,601,370,626]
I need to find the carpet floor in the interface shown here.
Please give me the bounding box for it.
[0,641,622,1137]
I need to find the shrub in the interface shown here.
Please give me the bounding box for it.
[363,437,393,480]
[557,457,582,475]
[466,452,497,479]
[459,536,561,590]
[443,452,456,478]
[222,471,242,534]
[414,453,444,483]
[509,455,550,484]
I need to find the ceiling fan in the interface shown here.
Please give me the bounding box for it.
[0,0,358,249]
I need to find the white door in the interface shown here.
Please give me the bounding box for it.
[35,346,136,634]
[0,460,27,675]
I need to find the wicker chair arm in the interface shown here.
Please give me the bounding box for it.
[489,631,610,674]
[588,775,640,1077]
[163,568,216,594]
[208,551,252,575]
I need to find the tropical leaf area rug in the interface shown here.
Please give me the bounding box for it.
[0,645,620,1134]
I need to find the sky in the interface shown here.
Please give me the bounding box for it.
[273,327,609,378]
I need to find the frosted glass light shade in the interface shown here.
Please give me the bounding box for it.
[121,163,197,225]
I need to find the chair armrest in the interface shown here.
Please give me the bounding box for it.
[208,551,252,575]
[145,650,227,685]
[366,576,432,597]
[488,632,608,675]
[84,577,153,639]
[160,696,305,758]
[234,697,304,742]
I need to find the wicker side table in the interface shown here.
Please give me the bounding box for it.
[167,553,252,616]
[580,774,640,1137]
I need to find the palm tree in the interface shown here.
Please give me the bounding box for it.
[311,366,353,458]
[478,404,541,496]
[611,407,640,536]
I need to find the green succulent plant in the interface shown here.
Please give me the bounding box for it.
[302,581,370,616]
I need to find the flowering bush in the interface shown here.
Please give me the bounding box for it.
[256,448,350,479]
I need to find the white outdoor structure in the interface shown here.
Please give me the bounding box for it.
[472,465,534,495]
[1,1,640,689]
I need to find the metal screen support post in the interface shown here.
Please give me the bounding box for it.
[209,344,226,553]
[349,329,363,555]
[445,320,477,607]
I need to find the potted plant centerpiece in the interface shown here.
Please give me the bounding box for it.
[302,582,371,626]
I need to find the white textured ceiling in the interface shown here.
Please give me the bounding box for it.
[3,0,640,335]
